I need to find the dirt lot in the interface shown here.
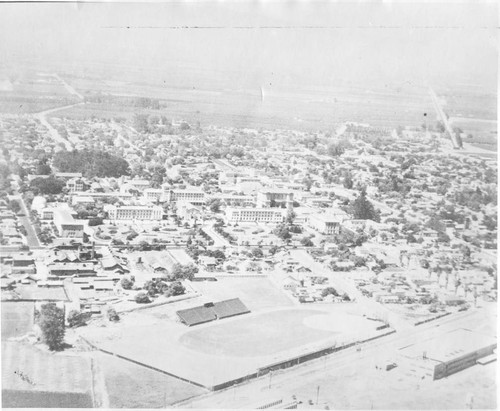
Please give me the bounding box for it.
[1,301,35,339]
[190,277,294,311]
[94,352,206,408]
[2,341,94,407]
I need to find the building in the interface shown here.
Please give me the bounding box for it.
[107,205,163,221]
[143,188,163,203]
[225,207,285,223]
[72,196,95,207]
[308,213,342,235]
[256,189,294,209]
[163,188,205,205]
[53,209,84,239]
[207,193,255,207]
[67,178,85,192]
[400,328,497,380]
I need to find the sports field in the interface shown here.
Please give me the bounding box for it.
[82,306,381,389]
[180,309,337,357]
[1,301,35,339]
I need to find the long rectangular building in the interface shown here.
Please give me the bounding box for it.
[225,207,285,223]
[107,205,163,221]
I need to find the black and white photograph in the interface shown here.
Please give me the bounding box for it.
[0,1,497,409]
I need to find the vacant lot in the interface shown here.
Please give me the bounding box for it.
[1,301,35,340]
[2,341,93,407]
[95,352,206,408]
[191,277,294,311]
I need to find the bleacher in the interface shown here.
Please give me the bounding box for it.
[176,298,250,326]
[212,298,250,319]
[176,305,217,326]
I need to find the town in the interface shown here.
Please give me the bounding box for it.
[0,89,497,408]
[0,2,497,409]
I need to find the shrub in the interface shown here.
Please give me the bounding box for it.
[107,307,120,322]
[67,310,91,328]
[134,292,151,304]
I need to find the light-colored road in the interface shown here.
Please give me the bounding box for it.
[10,192,42,249]
[202,223,233,248]
[429,87,461,149]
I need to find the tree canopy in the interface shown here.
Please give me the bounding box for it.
[38,303,65,350]
[350,189,380,222]
[52,149,130,178]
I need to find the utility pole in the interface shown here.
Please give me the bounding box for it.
[316,385,320,405]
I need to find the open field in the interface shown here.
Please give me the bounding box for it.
[1,301,35,339]
[2,389,93,408]
[1,341,93,407]
[190,277,294,311]
[95,352,206,408]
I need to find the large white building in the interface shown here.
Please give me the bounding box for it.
[53,209,84,238]
[163,187,205,205]
[256,189,294,209]
[143,188,163,203]
[225,207,285,223]
[308,213,342,235]
[107,205,163,221]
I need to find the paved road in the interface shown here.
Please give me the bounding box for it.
[34,103,84,151]
[10,193,42,249]
[202,223,232,248]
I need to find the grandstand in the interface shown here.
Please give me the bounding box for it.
[176,298,250,326]
[213,298,250,319]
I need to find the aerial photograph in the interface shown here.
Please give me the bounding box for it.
[0,1,497,409]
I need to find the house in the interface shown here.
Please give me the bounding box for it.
[199,256,217,268]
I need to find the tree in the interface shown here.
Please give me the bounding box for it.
[164,281,185,297]
[9,200,21,214]
[67,310,91,328]
[273,224,291,240]
[251,248,264,258]
[343,172,354,189]
[30,176,65,195]
[107,307,120,322]
[135,292,151,304]
[171,263,198,280]
[321,287,339,297]
[36,163,52,175]
[38,303,65,350]
[301,237,314,247]
[121,277,134,290]
[350,189,380,222]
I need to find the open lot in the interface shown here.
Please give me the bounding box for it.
[95,352,206,408]
[190,277,294,311]
[1,301,35,340]
[1,341,93,407]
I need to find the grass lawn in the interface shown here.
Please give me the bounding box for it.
[95,353,206,408]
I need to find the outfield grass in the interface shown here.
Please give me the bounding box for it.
[179,309,338,357]
[95,353,206,408]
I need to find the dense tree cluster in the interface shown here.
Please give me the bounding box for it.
[30,176,65,195]
[350,189,380,222]
[53,149,130,178]
[38,303,65,351]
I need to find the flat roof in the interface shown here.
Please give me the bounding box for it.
[400,328,497,363]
